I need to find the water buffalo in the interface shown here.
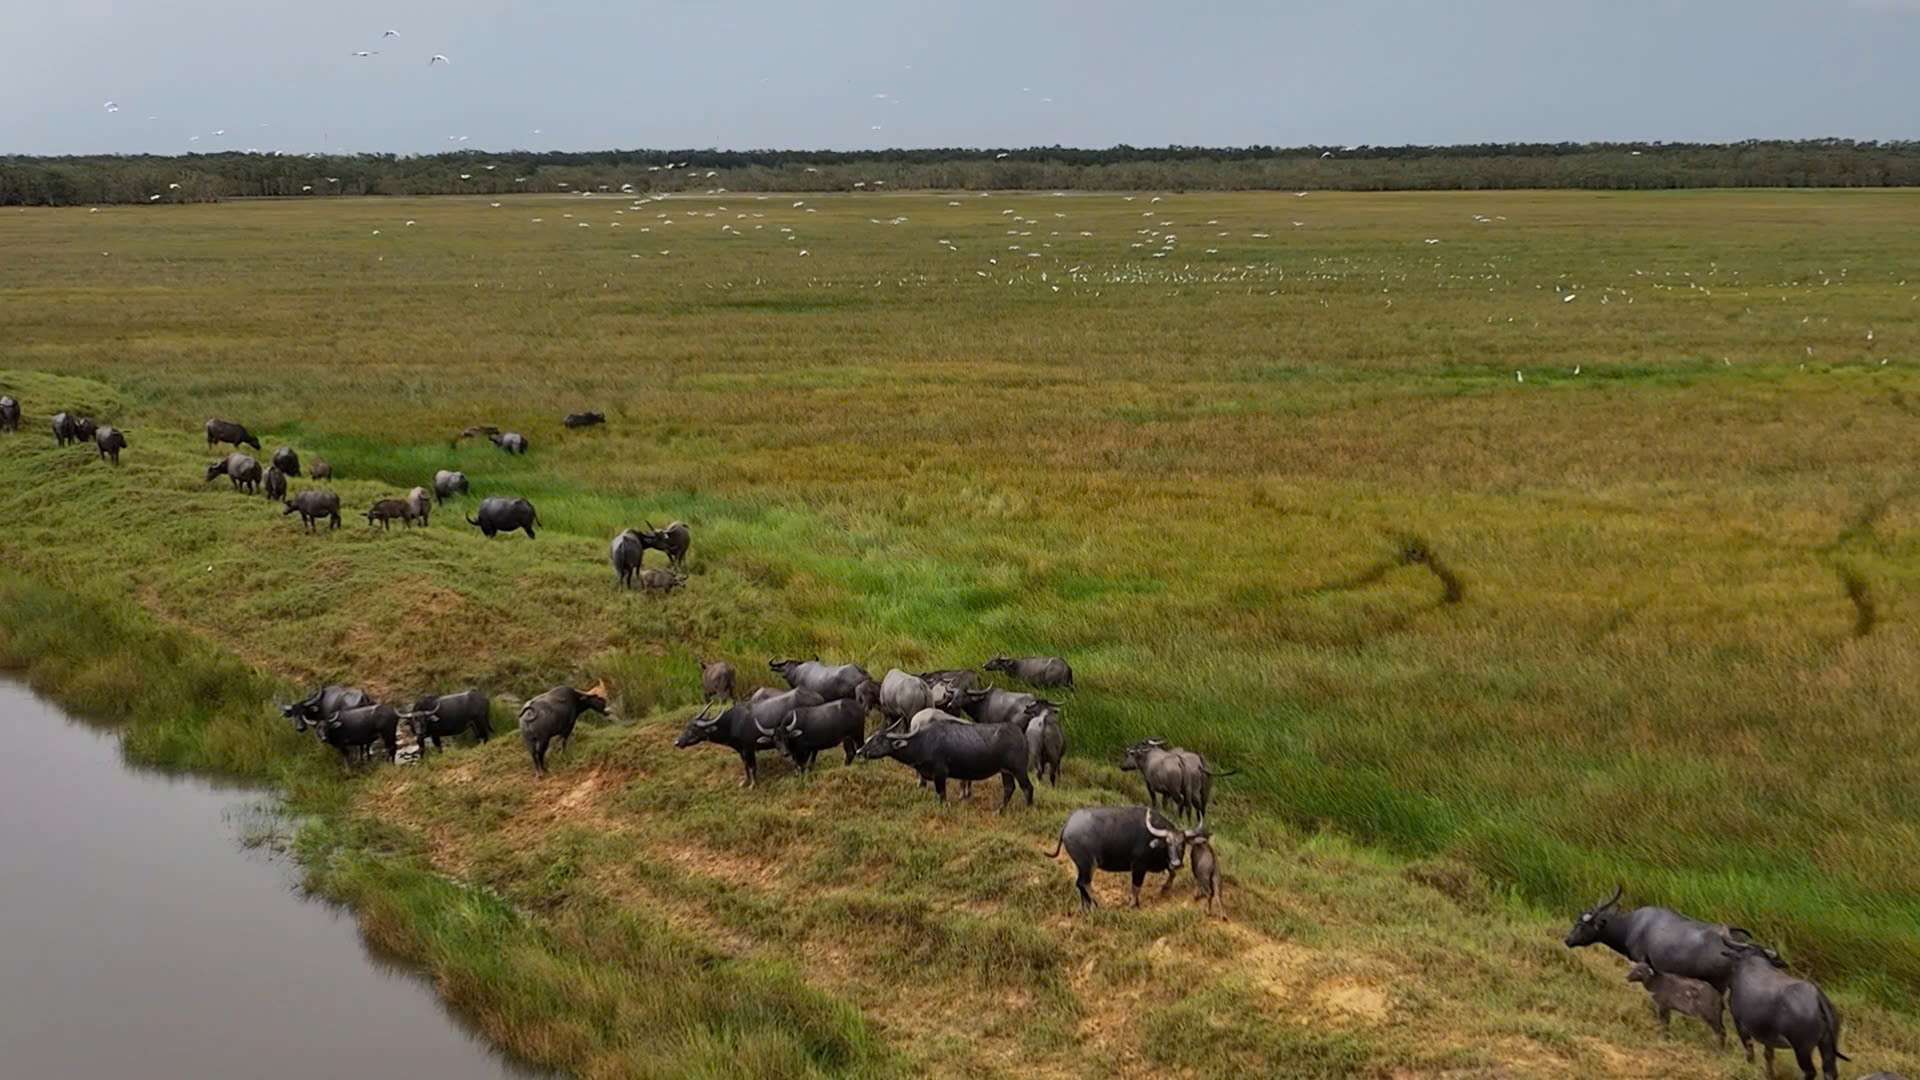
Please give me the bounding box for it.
[699,658,735,701]
[281,684,372,730]
[1047,806,1187,909]
[518,683,609,773]
[271,446,301,477]
[1626,962,1725,1048]
[1120,738,1231,823]
[403,688,493,754]
[563,411,605,428]
[770,658,876,707]
[640,520,691,568]
[674,689,823,788]
[638,568,684,592]
[770,699,867,771]
[365,497,417,529]
[878,669,956,723]
[93,425,127,465]
[0,395,18,433]
[432,469,468,503]
[1186,827,1223,916]
[1025,704,1064,786]
[918,668,981,693]
[984,655,1074,690]
[205,417,260,450]
[49,411,79,446]
[263,465,287,502]
[467,496,539,538]
[74,417,97,443]
[855,718,1033,810]
[206,452,263,494]
[489,431,528,454]
[405,486,432,526]
[310,459,332,481]
[283,488,342,530]
[610,529,645,588]
[956,686,1048,727]
[1563,886,1772,992]
[1722,938,1848,1080]
[314,703,402,765]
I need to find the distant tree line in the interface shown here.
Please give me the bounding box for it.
[6,140,1920,206]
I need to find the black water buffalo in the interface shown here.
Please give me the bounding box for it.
[93,425,127,465]
[1563,886,1771,992]
[769,698,867,771]
[878,669,955,723]
[639,520,691,568]
[0,395,18,432]
[984,655,1074,689]
[518,684,608,773]
[310,459,333,481]
[1722,938,1848,1080]
[855,718,1034,810]
[1120,738,1231,823]
[263,466,287,502]
[74,417,97,443]
[956,686,1049,727]
[271,446,301,477]
[49,412,79,446]
[404,688,493,754]
[673,689,822,788]
[365,497,416,529]
[770,658,876,708]
[283,489,342,530]
[489,431,528,454]
[467,496,539,538]
[205,417,260,450]
[405,486,432,526]
[314,703,402,765]
[281,684,372,730]
[563,411,605,428]
[610,529,645,588]
[699,658,736,701]
[1047,806,1188,909]
[432,469,467,503]
[206,452,263,494]
[1025,704,1064,786]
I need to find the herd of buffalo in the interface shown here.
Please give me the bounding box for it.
[5,394,1897,1080]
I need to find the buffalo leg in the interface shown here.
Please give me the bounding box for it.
[738,751,756,789]
[1016,769,1034,806]
[1817,1040,1839,1080]
[842,737,858,765]
[1161,869,1179,895]
[1738,1029,1754,1063]
[1763,1046,1775,1078]
[1075,862,1096,909]
[1655,1004,1670,1032]
[525,733,547,773]
[933,775,949,802]
[383,733,397,763]
[521,524,535,539]
[997,772,1015,811]
[1130,869,1147,908]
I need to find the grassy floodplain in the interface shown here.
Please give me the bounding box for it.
[1,188,1918,1077]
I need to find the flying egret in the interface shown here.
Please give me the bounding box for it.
[383,29,399,37]
[429,54,449,65]
[353,51,374,57]
[994,151,1010,159]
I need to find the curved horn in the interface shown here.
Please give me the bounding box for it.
[1596,882,1624,911]
[1142,808,1171,839]
[755,716,777,735]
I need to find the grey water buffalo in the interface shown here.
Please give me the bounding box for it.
[770,699,867,771]
[205,417,260,450]
[1186,827,1224,916]
[467,496,539,538]
[1047,806,1188,909]
[432,469,468,503]
[489,431,528,454]
[452,424,500,447]
[281,684,372,730]
[640,520,691,568]
[283,488,342,530]
[1626,962,1725,1048]
[878,669,957,723]
[984,655,1074,690]
[1025,704,1064,786]
[1563,886,1776,992]
[699,659,736,701]
[674,689,823,788]
[1722,938,1848,1080]
[405,486,432,526]
[918,668,981,693]
[563,411,605,428]
[314,703,402,765]
[0,395,18,432]
[49,412,80,446]
[856,718,1034,810]
[1120,738,1232,823]
[93,425,127,464]
[263,466,286,502]
[956,686,1049,727]
[610,529,645,588]
[517,683,609,773]
[771,658,876,708]
[271,446,301,477]
[206,452,263,494]
[365,497,416,529]
[403,688,493,754]
[638,568,683,592]
[310,459,332,481]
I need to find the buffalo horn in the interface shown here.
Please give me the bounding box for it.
[1596,882,1624,911]
[1142,809,1171,839]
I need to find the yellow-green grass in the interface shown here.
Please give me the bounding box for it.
[2,189,1918,1075]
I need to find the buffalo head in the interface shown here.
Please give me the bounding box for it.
[1118,737,1166,772]
[1564,883,1624,947]
[673,702,722,748]
[1144,808,1187,870]
[854,719,911,761]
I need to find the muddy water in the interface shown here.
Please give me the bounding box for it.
[0,682,547,1080]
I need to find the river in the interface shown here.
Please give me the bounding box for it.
[0,681,547,1080]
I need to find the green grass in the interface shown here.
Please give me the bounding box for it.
[2,189,1919,1075]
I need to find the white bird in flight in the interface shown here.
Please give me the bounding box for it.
[383,29,399,37]
[102,101,119,112]
[429,54,449,65]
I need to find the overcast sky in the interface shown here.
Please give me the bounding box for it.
[8,0,1920,156]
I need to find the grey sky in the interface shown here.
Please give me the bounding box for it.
[9,0,1920,156]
